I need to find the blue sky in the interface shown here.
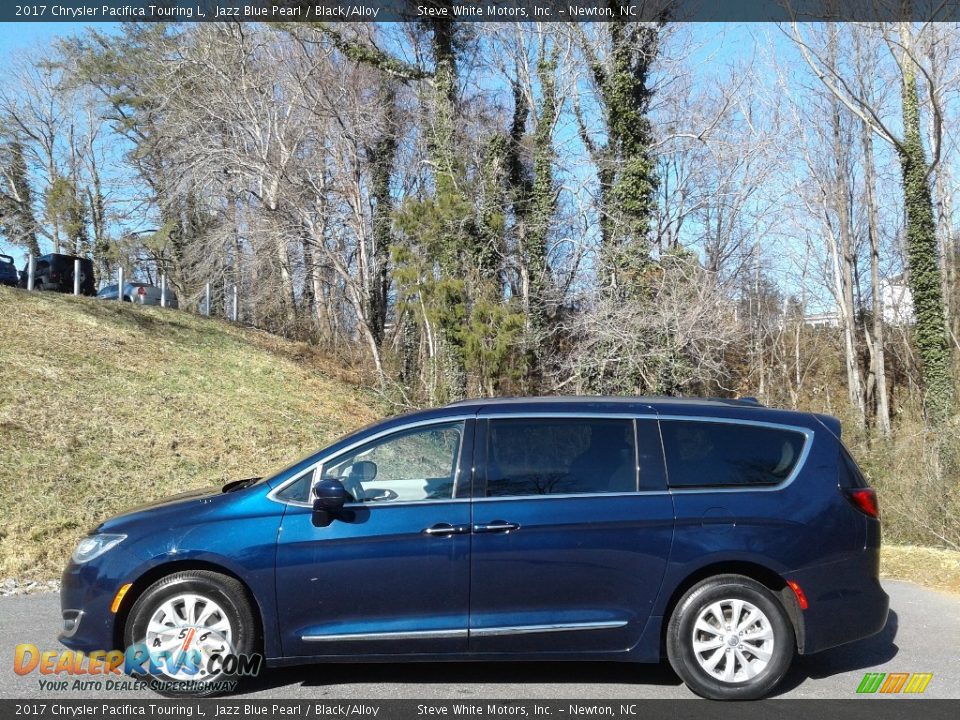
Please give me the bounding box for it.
[0,21,103,56]
[0,22,121,260]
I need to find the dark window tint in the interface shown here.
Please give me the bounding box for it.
[636,419,668,491]
[486,418,637,497]
[838,445,868,488]
[661,421,806,488]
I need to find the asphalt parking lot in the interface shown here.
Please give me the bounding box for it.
[0,580,956,699]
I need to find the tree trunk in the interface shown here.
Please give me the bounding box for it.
[826,37,866,428]
[860,117,891,436]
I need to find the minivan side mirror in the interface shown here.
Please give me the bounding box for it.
[313,478,352,515]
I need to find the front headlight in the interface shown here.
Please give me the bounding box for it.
[71,534,126,564]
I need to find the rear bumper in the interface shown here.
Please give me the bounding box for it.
[789,549,889,654]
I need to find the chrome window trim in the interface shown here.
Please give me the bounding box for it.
[300,620,627,643]
[267,415,474,508]
[473,491,669,503]
[270,411,816,505]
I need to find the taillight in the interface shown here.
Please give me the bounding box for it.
[138,286,146,296]
[845,488,880,518]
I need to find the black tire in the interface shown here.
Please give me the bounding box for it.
[666,574,795,700]
[123,570,260,697]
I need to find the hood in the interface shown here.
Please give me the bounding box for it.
[94,484,225,533]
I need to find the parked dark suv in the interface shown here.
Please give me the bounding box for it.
[59,397,887,699]
[19,253,95,295]
[0,254,19,287]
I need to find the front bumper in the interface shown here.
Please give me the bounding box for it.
[58,555,131,653]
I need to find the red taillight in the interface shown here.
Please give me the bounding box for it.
[786,580,809,610]
[138,286,146,296]
[845,488,880,519]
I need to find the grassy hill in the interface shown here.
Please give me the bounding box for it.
[0,287,382,579]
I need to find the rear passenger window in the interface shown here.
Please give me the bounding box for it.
[661,421,806,488]
[486,418,637,496]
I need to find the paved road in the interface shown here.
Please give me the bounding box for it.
[1,581,957,699]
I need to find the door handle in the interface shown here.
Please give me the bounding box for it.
[472,521,520,534]
[423,523,470,537]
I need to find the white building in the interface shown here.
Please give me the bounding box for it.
[803,311,840,328]
[879,274,914,325]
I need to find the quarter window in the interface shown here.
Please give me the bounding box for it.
[660,420,806,488]
[323,422,464,503]
[485,418,637,496]
[274,469,314,503]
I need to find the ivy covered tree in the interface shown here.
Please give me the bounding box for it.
[897,29,955,424]
[575,13,662,293]
[791,22,956,425]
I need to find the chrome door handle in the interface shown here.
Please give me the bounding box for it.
[423,523,470,537]
[472,521,520,534]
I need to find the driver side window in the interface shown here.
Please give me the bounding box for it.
[322,422,464,504]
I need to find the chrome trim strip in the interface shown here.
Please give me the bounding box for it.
[302,628,467,642]
[300,620,627,642]
[470,621,628,637]
[473,491,669,502]
[268,415,475,507]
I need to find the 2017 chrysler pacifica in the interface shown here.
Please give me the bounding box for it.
[59,396,888,699]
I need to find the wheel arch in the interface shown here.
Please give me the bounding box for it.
[112,559,266,655]
[659,561,805,656]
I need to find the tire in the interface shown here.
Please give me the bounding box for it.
[666,574,795,700]
[123,570,260,697]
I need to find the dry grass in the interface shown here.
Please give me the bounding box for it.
[0,287,382,579]
[881,545,960,595]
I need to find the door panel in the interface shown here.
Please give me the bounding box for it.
[468,495,674,653]
[274,419,474,658]
[468,416,674,654]
[275,501,471,657]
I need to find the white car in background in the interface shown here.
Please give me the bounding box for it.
[97,281,179,309]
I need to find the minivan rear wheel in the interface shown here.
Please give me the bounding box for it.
[666,574,795,700]
[123,570,259,697]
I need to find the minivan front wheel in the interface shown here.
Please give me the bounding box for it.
[123,570,259,697]
[666,574,795,700]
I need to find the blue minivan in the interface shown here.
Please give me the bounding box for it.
[60,397,888,699]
